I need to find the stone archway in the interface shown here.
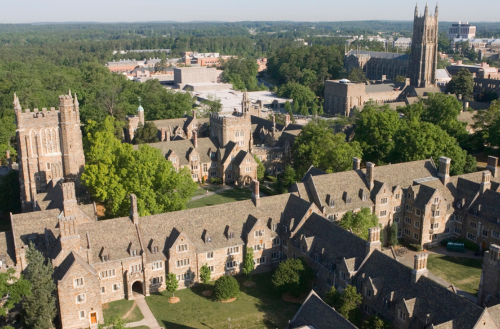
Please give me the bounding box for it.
[132,281,143,295]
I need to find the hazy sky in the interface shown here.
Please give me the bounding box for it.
[2,0,499,24]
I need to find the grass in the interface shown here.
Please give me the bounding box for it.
[103,299,144,323]
[130,327,149,329]
[427,254,483,296]
[145,272,300,329]
[191,185,223,197]
[185,187,252,209]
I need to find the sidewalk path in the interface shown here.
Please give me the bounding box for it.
[189,185,233,201]
[125,295,162,329]
[397,248,478,303]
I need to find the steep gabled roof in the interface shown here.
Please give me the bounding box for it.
[54,251,97,282]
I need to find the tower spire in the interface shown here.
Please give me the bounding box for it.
[424,2,428,17]
[415,3,419,17]
[435,3,438,17]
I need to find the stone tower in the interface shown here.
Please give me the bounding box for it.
[409,3,439,88]
[15,92,85,212]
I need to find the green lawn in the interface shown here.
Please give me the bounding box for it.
[145,272,300,329]
[103,299,144,323]
[186,187,252,209]
[427,254,483,296]
[130,327,149,329]
[191,186,223,197]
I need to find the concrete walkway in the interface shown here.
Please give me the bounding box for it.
[125,295,162,329]
[396,247,479,303]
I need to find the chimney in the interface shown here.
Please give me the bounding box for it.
[194,131,198,148]
[405,78,410,87]
[160,128,166,141]
[366,227,382,254]
[381,75,387,82]
[481,171,491,194]
[130,194,139,224]
[353,157,361,171]
[252,179,260,207]
[488,244,500,265]
[192,109,197,120]
[366,162,375,190]
[285,114,291,127]
[62,182,78,218]
[487,156,498,177]
[411,253,429,284]
[438,157,451,184]
[166,129,171,142]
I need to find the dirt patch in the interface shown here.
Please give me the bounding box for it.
[169,297,180,303]
[202,290,213,296]
[221,297,237,303]
[282,292,307,304]
[243,281,256,287]
[102,303,109,310]
[123,301,137,319]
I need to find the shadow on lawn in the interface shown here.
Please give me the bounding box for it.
[434,255,483,269]
[159,320,200,329]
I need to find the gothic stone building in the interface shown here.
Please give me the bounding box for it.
[13,92,85,212]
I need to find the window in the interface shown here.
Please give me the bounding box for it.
[191,155,198,161]
[46,163,51,170]
[383,298,389,309]
[399,309,406,321]
[130,264,142,272]
[254,230,264,237]
[404,228,410,236]
[203,164,208,172]
[340,271,346,280]
[192,174,198,179]
[432,210,440,217]
[415,209,421,216]
[101,287,105,294]
[226,260,238,269]
[483,229,488,237]
[152,261,163,270]
[380,210,387,217]
[253,244,265,251]
[76,294,85,303]
[272,237,280,246]
[395,193,400,200]
[208,265,214,272]
[365,288,372,298]
[493,231,500,239]
[272,251,280,260]
[430,223,439,229]
[246,158,251,163]
[131,249,138,256]
[178,244,188,252]
[210,171,217,177]
[192,165,198,170]
[74,278,84,287]
[152,276,163,285]
[414,233,419,240]
[470,221,477,229]
[101,269,116,278]
[79,310,85,319]
[394,206,401,212]
[407,193,412,200]
[397,228,402,237]
[113,283,121,291]
[211,162,217,168]
[346,197,352,204]
[207,252,214,259]
[177,272,194,281]
[405,205,413,211]
[414,221,420,228]
[457,215,463,223]
[362,194,367,201]
[434,197,439,204]
[467,233,477,242]
[176,259,190,267]
[364,304,369,313]
[405,217,412,224]
[283,225,288,233]
[272,224,278,232]
[245,167,252,172]
[444,228,450,234]
[327,277,334,287]
[455,227,462,234]
[394,217,400,223]
[380,198,388,204]
[102,255,110,262]
[254,257,266,265]
[206,236,212,243]
[227,247,239,255]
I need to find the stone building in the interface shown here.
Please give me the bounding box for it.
[14,92,85,212]
[344,50,410,81]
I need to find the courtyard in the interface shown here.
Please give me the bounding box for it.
[145,272,300,329]
[186,187,253,209]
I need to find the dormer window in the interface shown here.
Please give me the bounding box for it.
[346,197,351,204]
[192,155,198,161]
[271,224,278,231]
[171,157,177,163]
[102,255,110,262]
[178,244,188,252]
[131,249,139,257]
[398,309,407,321]
[152,246,159,254]
[228,232,234,239]
[362,194,367,201]
[206,236,212,243]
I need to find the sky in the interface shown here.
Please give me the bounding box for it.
[1,0,499,24]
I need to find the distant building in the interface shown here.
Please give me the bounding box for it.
[393,37,412,50]
[173,67,231,91]
[448,22,476,39]
[182,52,233,67]
[344,50,410,81]
[447,61,500,79]
[105,58,161,73]
[435,68,452,86]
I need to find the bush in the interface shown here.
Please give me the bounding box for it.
[214,275,239,301]
[408,243,423,252]
[210,177,223,185]
[272,258,313,297]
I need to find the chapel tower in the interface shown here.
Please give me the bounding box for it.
[409,3,439,88]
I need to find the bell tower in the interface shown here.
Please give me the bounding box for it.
[409,3,439,88]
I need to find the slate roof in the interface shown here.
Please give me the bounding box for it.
[289,290,357,329]
[301,166,327,183]
[354,250,485,329]
[468,189,500,223]
[487,304,500,327]
[54,251,97,282]
[11,208,61,251]
[141,137,219,165]
[365,82,404,93]
[0,232,16,268]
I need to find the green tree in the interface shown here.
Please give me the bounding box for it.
[339,207,379,240]
[324,286,341,309]
[473,100,500,147]
[311,102,318,117]
[300,102,309,117]
[338,285,363,322]
[283,165,297,188]
[394,75,407,83]
[82,117,197,218]
[318,104,324,116]
[242,247,255,280]
[214,275,240,301]
[133,121,160,144]
[200,94,222,115]
[292,120,363,177]
[293,99,300,114]
[389,222,399,247]
[253,155,265,182]
[278,82,316,106]
[354,103,400,165]
[0,268,31,318]
[363,315,391,329]
[200,264,212,290]
[221,57,265,91]
[23,243,57,329]
[165,272,179,297]
[348,67,366,82]
[272,258,313,297]
[0,169,21,216]
[99,316,127,329]
[447,68,474,101]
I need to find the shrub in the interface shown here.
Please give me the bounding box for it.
[214,275,239,301]
[210,177,223,185]
[272,258,313,297]
[408,243,423,252]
